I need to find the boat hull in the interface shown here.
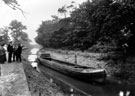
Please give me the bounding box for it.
[37,57,106,82]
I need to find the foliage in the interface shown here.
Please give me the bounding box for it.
[36,0,135,55]
[51,15,60,22]
[9,20,28,44]
[58,5,67,18]
[35,20,60,47]
[2,0,25,16]
[0,27,9,45]
[2,0,19,9]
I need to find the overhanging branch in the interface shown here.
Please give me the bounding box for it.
[2,0,26,18]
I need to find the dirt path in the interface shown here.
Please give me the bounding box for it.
[0,63,31,96]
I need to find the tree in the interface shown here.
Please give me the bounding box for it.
[36,0,135,54]
[9,20,27,44]
[58,5,67,18]
[0,27,9,44]
[66,1,77,14]
[51,15,60,22]
[2,0,19,8]
[36,20,60,47]
[2,0,25,16]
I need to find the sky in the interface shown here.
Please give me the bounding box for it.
[0,0,86,43]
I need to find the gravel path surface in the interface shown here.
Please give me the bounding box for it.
[0,63,31,96]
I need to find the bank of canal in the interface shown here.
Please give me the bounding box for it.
[24,47,135,96]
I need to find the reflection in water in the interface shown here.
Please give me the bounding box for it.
[119,91,130,96]
[119,91,124,96]
[71,94,74,96]
[126,91,130,96]
[70,88,74,92]
[30,48,39,54]
[28,55,37,61]
[28,48,39,61]
[70,88,74,96]
[31,62,37,68]
[31,61,41,72]
[28,48,42,72]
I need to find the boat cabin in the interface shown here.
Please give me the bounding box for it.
[40,53,51,60]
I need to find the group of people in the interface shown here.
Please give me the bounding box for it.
[7,42,23,63]
[0,42,23,63]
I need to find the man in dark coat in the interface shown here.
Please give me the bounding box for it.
[13,45,17,62]
[7,42,13,63]
[16,43,23,62]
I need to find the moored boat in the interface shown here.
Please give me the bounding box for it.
[37,52,107,82]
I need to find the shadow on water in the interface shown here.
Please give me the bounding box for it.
[36,63,135,96]
[28,48,135,96]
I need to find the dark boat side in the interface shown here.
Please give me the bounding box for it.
[37,52,107,82]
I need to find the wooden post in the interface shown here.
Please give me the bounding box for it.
[75,53,77,65]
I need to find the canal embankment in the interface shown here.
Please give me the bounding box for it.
[41,48,135,85]
[22,60,65,96]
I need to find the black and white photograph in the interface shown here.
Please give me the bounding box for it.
[0,0,135,96]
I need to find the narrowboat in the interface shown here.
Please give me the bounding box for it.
[37,52,106,82]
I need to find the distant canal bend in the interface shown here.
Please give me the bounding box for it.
[28,48,135,96]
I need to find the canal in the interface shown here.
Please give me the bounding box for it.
[28,48,135,96]
[38,64,135,96]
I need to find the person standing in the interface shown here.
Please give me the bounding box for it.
[13,45,17,62]
[0,44,7,63]
[16,43,23,62]
[7,42,13,63]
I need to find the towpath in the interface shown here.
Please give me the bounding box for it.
[0,62,31,96]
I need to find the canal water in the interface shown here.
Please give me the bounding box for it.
[28,48,135,96]
[38,64,135,96]
[28,48,38,68]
